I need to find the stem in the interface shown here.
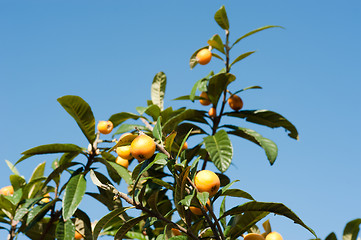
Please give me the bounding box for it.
[7,220,17,240]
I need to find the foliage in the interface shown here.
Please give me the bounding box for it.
[0,5,319,240]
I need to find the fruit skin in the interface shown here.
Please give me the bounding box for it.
[265,232,283,240]
[42,193,51,203]
[74,231,83,239]
[196,49,212,65]
[116,145,133,160]
[130,135,156,162]
[208,107,217,118]
[116,156,129,169]
[97,121,114,134]
[244,233,265,240]
[181,142,188,151]
[0,186,14,196]
[199,92,211,106]
[189,199,211,215]
[227,95,243,111]
[194,170,220,197]
[171,228,182,236]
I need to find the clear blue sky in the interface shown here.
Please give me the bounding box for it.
[1,1,360,240]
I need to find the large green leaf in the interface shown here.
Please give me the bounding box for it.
[108,112,140,128]
[221,201,317,238]
[225,212,269,239]
[343,219,361,240]
[62,174,86,221]
[93,207,133,240]
[137,104,161,121]
[203,130,233,173]
[214,6,229,30]
[163,109,207,134]
[207,73,236,106]
[232,25,284,47]
[114,215,149,239]
[207,34,225,54]
[225,125,278,165]
[55,220,75,240]
[57,95,95,144]
[225,110,299,140]
[151,72,167,111]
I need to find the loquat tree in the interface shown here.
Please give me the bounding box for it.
[1,5,343,240]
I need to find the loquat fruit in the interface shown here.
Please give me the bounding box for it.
[227,95,243,111]
[74,230,83,239]
[208,107,217,118]
[244,233,265,240]
[0,185,14,196]
[194,170,220,197]
[181,141,188,151]
[265,232,283,240]
[171,228,182,236]
[189,199,211,215]
[116,156,129,169]
[97,121,113,134]
[199,92,211,106]
[116,145,133,160]
[130,134,156,162]
[196,49,212,65]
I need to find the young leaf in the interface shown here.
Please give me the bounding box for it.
[114,215,149,239]
[57,95,96,144]
[62,173,87,221]
[225,110,299,140]
[232,25,284,47]
[225,125,278,165]
[214,6,229,30]
[221,201,317,238]
[153,116,163,142]
[230,51,256,67]
[29,161,46,183]
[5,160,20,175]
[207,34,225,54]
[151,72,167,111]
[108,112,140,128]
[203,130,233,173]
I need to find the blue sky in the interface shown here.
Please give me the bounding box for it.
[1,1,360,239]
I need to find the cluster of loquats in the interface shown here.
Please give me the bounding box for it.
[0,185,14,196]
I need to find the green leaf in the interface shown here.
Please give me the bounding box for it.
[207,34,225,54]
[108,112,140,128]
[225,125,278,165]
[233,86,262,95]
[19,144,83,164]
[74,209,93,240]
[189,46,208,69]
[29,162,46,183]
[174,167,190,222]
[232,25,284,47]
[114,215,149,239]
[9,174,26,191]
[225,212,269,239]
[225,110,299,140]
[5,160,20,175]
[221,189,255,201]
[153,116,163,142]
[197,192,209,206]
[221,201,317,238]
[151,72,167,111]
[107,161,132,185]
[230,51,256,67]
[203,130,233,173]
[62,174,86,221]
[55,220,75,240]
[42,162,80,188]
[141,177,174,191]
[169,236,188,240]
[214,6,229,30]
[165,131,177,153]
[93,207,133,240]
[207,73,236,106]
[163,109,207,134]
[112,124,145,137]
[57,95,95,144]
[343,218,361,240]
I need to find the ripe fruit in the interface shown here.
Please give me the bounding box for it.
[97,121,113,134]
[74,231,83,239]
[42,193,51,203]
[227,95,243,111]
[116,145,133,160]
[0,186,14,196]
[116,156,129,169]
[130,135,156,162]
[196,49,212,65]
[189,199,211,215]
[181,142,188,151]
[208,107,217,118]
[171,228,182,236]
[199,92,211,106]
[244,233,265,240]
[194,170,220,196]
[265,232,283,240]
